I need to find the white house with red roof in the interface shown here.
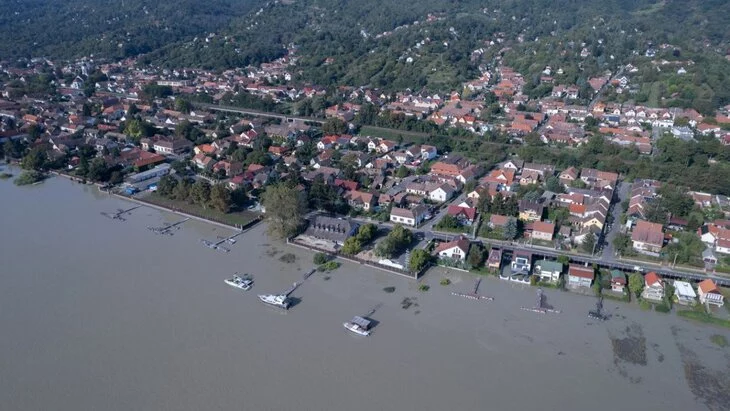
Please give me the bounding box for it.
[434,236,471,261]
[567,264,594,289]
[641,272,664,302]
[698,279,724,307]
[446,205,477,226]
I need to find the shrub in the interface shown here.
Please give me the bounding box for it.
[418,284,430,292]
[710,334,728,347]
[440,278,451,286]
[14,170,45,186]
[318,261,340,272]
[313,252,329,265]
[655,303,671,313]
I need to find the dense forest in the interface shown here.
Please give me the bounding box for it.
[3,0,730,110]
[0,0,264,60]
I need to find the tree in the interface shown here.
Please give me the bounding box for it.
[375,224,413,258]
[356,223,377,243]
[396,165,410,179]
[261,183,306,239]
[190,180,211,207]
[612,233,632,256]
[503,218,518,240]
[175,98,192,114]
[581,233,596,254]
[437,214,460,230]
[172,179,192,201]
[557,255,570,266]
[467,243,486,268]
[342,237,362,255]
[209,183,233,213]
[109,171,123,185]
[545,176,564,193]
[409,249,431,273]
[628,272,645,298]
[157,175,177,197]
[322,117,347,135]
[86,157,110,181]
[21,147,47,170]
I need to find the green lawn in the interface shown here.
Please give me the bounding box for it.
[677,310,730,329]
[358,126,427,144]
[142,193,260,228]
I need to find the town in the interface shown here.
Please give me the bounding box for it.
[1,47,729,326]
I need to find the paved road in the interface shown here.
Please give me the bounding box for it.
[339,210,730,286]
[601,181,630,262]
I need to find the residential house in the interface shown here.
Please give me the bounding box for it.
[194,144,217,156]
[489,214,510,229]
[522,162,555,178]
[609,270,627,293]
[580,168,618,190]
[568,265,594,289]
[487,248,502,270]
[641,272,664,302]
[430,155,470,177]
[673,280,697,306]
[500,159,524,172]
[345,190,376,211]
[420,145,438,160]
[302,215,359,246]
[153,137,192,155]
[192,152,216,170]
[518,200,543,222]
[716,239,730,255]
[631,220,664,255]
[446,205,477,226]
[434,236,471,261]
[698,279,724,307]
[531,221,555,241]
[212,160,243,177]
[534,260,562,283]
[558,167,579,186]
[429,184,456,203]
[390,205,427,227]
[511,253,531,273]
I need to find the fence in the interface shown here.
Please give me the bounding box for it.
[288,238,423,279]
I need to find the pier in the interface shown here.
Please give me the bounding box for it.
[101,206,141,222]
[452,278,494,301]
[200,230,245,252]
[147,217,190,235]
[520,288,561,314]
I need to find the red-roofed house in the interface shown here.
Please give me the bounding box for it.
[345,190,376,211]
[531,221,555,241]
[434,236,471,261]
[631,220,664,255]
[568,265,594,289]
[698,279,724,307]
[447,205,477,226]
[641,272,664,302]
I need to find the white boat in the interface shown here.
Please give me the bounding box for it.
[258,294,290,309]
[224,274,253,291]
[343,316,371,336]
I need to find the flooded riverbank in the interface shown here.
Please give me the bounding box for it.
[0,176,728,410]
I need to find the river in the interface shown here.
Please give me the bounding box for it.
[0,173,728,411]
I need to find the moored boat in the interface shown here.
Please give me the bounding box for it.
[224,274,253,291]
[343,316,371,336]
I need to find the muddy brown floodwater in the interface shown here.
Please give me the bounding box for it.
[1,174,729,410]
